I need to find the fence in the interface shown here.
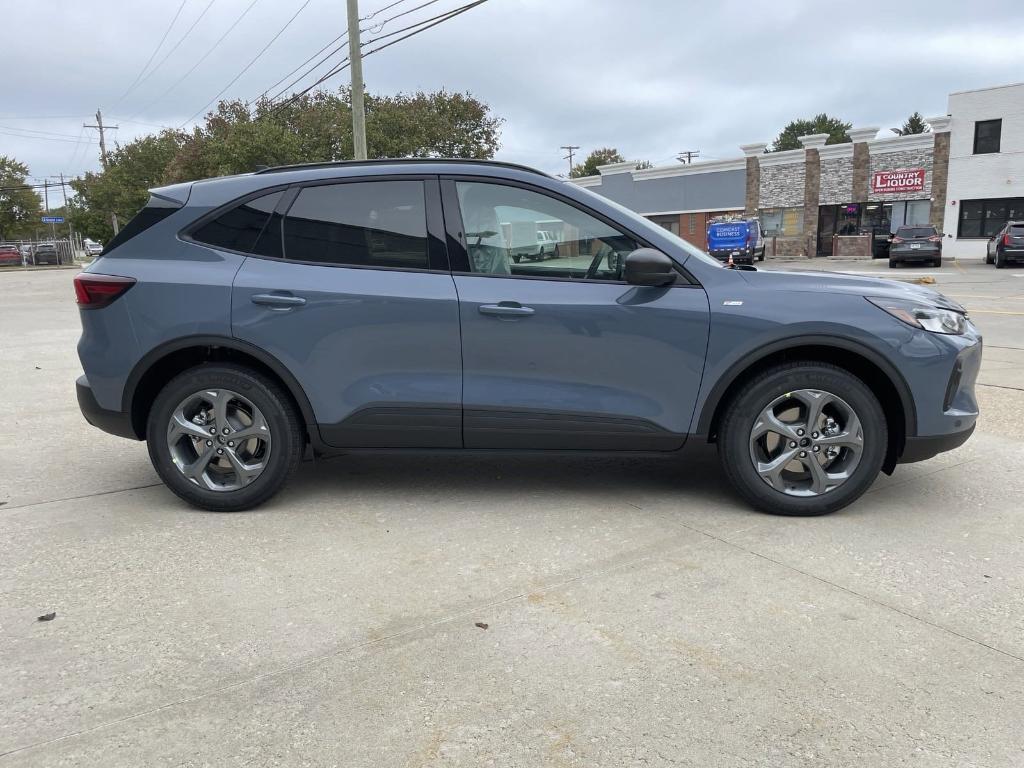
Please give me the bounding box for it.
[0,239,82,267]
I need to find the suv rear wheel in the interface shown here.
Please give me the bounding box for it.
[717,362,887,516]
[146,364,304,511]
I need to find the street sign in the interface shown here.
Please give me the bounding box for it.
[41,215,65,224]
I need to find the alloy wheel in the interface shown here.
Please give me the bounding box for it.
[748,388,864,497]
[166,388,272,492]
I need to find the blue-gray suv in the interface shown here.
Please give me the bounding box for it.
[75,160,981,515]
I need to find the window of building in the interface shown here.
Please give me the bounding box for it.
[973,119,1001,154]
[958,197,1024,238]
[649,215,680,235]
[759,207,804,236]
[282,181,428,269]
[455,181,639,281]
[191,191,284,257]
[688,214,697,235]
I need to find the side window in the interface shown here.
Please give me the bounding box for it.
[282,181,428,269]
[455,181,640,281]
[191,191,283,257]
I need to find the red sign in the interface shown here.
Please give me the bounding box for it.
[871,169,925,193]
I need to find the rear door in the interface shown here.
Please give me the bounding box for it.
[228,177,463,448]
[442,178,710,450]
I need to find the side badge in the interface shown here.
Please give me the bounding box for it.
[723,300,744,306]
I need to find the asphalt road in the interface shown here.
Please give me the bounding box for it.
[1,260,1022,767]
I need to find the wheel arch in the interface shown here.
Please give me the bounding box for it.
[124,335,320,447]
[696,336,917,473]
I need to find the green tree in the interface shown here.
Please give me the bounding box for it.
[70,88,502,240]
[768,114,852,152]
[570,147,624,178]
[894,112,930,136]
[0,156,42,240]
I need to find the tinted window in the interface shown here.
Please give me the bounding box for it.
[896,227,936,238]
[191,191,283,256]
[283,181,428,269]
[455,181,639,281]
[973,119,1001,154]
[103,195,180,254]
[1009,225,1024,235]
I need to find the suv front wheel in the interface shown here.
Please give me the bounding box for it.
[146,364,304,511]
[717,362,887,515]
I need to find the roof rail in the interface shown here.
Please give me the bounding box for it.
[253,158,552,177]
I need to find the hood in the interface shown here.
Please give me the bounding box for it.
[739,268,965,312]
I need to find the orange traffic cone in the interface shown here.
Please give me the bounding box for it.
[727,253,735,268]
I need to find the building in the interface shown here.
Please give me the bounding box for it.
[572,81,1023,259]
[941,82,1024,259]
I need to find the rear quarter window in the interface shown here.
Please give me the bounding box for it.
[102,196,181,254]
[190,191,284,257]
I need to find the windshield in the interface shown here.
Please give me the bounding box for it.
[897,227,936,238]
[569,183,723,268]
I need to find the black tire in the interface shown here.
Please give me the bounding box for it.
[512,254,521,264]
[757,247,765,262]
[146,364,304,512]
[995,250,1006,269]
[934,256,942,268]
[888,258,898,268]
[717,362,887,516]
[985,251,994,265]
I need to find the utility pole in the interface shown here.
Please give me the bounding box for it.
[561,145,580,177]
[346,0,367,160]
[84,108,120,234]
[59,173,75,259]
[676,150,700,164]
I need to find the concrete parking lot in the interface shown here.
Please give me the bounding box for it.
[1,259,1023,766]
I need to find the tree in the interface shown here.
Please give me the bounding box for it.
[894,112,930,136]
[570,147,624,178]
[768,114,852,152]
[0,156,42,240]
[69,88,503,242]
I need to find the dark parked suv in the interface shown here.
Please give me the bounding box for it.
[985,221,1024,268]
[75,160,981,516]
[888,225,943,268]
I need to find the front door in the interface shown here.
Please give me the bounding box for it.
[231,177,463,448]
[442,179,710,450]
[817,205,837,256]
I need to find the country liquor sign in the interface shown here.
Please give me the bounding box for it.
[871,168,926,194]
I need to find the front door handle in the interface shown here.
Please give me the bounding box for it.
[251,292,306,310]
[479,302,535,318]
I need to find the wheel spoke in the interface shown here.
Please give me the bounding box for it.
[182,445,217,488]
[168,411,212,441]
[751,409,800,442]
[231,410,271,443]
[207,389,230,432]
[756,447,799,491]
[223,447,263,486]
[805,455,831,494]
[795,389,835,432]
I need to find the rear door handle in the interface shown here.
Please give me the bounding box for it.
[251,292,306,310]
[479,302,535,318]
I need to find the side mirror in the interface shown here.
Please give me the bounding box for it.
[624,248,677,287]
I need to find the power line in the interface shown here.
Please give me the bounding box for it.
[361,0,488,55]
[362,0,443,32]
[128,0,263,120]
[252,33,348,105]
[178,0,313,128]
[0,129,93,145]
[114,0,189,106]
[360,0,412,21]
[125,0,220,101]
[267,0,489,118]
[0,124,89,140]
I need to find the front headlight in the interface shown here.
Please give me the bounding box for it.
[866,297,968,335]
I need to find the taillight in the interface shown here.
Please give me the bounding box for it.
[928,235,942,242]
[1005,234,1012,246]
[891,236,904,243]
[74,273,136,309]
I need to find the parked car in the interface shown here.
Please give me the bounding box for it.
[83,238,104,256]
[985,221,1024,268]
[888,226,942,268]
[0,244,21,266]
[74,159,980,516]
[706,218,765,264]
[510,228,558,262]
[33,242,59,265]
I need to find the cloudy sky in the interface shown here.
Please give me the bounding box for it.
[3,0,1024,192]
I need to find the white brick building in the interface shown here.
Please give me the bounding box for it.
[941,82,1024,259]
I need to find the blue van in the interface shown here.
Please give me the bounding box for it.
[706,218,765,264]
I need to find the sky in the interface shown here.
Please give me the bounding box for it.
[3,0,1024,197]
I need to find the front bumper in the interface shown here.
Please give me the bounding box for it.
[901,424,975,463]
[77,374,139,440]
[709,249,754,264]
